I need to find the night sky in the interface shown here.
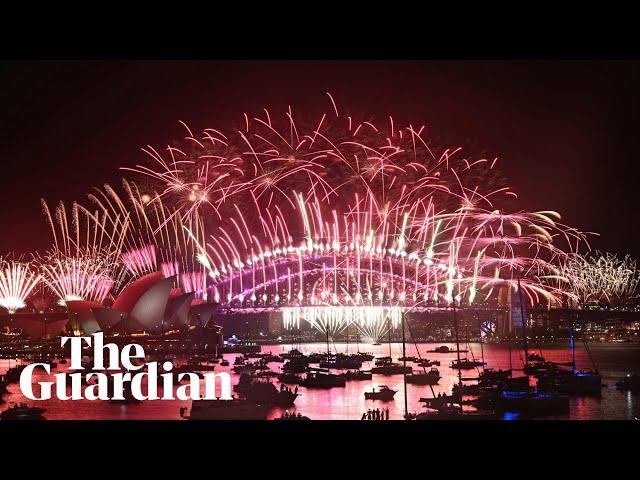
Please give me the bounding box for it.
[0,60,638,257]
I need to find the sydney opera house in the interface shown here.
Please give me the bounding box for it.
[0,271,220,345]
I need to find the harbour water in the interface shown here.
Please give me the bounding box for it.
[2,342,639,420]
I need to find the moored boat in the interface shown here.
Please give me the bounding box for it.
[187,399,270,420]
[405,368,441,385]
[364,385,397,401]
[1,403,46,420]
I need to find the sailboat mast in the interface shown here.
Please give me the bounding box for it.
[388,315,392,360]
[452,298,463,413]
[346,322,349,354]
[401,311,408,419]
[516,275,529,368]
[326,326,330,363]
[570,313,577,374]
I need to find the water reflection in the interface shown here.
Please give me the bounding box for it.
[1,342,639,420]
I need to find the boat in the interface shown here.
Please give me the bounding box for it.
[496,389,570,415]
[415,405,496,420]
[274,411,310,420]
[374,356,393,366]
[234,373,258,394]
[371,363,412,375]
[371,356,411,375]
[282,360,309,374]
[281,348,304,359]
[342,370,373,381]
[397,356,418,362]
[355,352,375,361]
[0,403,46,420]
[263,354,284,363]
[450,358,486,370]
[453,383,481,396]
[416,359,440,367]
[536,369,602,395]
[478,369,512,385]
[243,381,299,407]
[427,345,468,354]
[277,373,303,384]
[299,370,346,388]
[187,399,270,420]
[319,356,363,370]
[364,385,397,401]
[616,373,640,392]
[523,361,558,375]
[405,368,441,385]
[183,362,216,372]
[526,353,545,362]
[233,364,259,374]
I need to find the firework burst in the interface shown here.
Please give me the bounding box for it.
[117,96,586,335]
[0,258,40,313]
[562,251,639,306]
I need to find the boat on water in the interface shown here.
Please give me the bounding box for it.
[371,363,412,375]
[243,381,299,407]
[397,356,418,362]
[277,373,303,384]
[616,373,640,392]
[405,368,441,385]
[478,369,512,385]
[427,345,468,354]
[496,389,570,415]
[263,354,284,363]
[523,361,559,375]
[234,373,258,394]
[274,411,310,420]
[450,358,486,370]
[355,352,375,361]
[453,383,480,396]
[371,357,412,375]
[281,348,305,359]
[415,405,495,420]
[299,370,346,388]
[187,399,270,420]
[341,370,373,381]
[364,385,397,401]
[536,369,602,395]
[319,356,363,370]
[282,360,309,374]
[416,359,440,367]
[0,403,46,420]
[526,353,545,362]
[183,362,216,372]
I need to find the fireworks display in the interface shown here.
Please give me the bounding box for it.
[39,254,114,306]
[3,95,635,340]
[562,252,639,307]
[122,95,588,334]
[0,259,40,313]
